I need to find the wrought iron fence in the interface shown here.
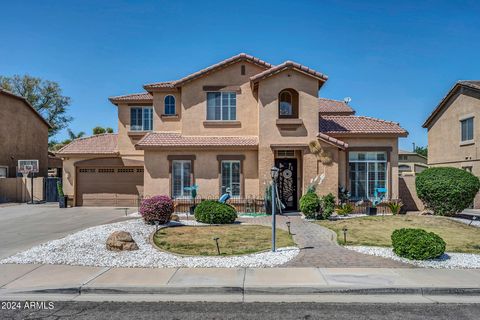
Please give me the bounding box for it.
[140,195,266,214]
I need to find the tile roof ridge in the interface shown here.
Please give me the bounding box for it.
[109,92,151,99]
[356,115,401,126]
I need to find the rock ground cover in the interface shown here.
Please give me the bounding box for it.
[0,219,299,268]
[346,246,480,269]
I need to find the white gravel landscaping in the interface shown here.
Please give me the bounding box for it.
[345,246,480,269]
[0,219,299,268]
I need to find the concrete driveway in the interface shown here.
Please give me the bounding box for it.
[0,203,137,259]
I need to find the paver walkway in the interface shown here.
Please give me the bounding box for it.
[239,215,411,268]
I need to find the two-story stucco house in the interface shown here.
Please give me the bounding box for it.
[57,53,407,208]
[398,150,428,176]
[0,88,51,178]
[423,80,480,207]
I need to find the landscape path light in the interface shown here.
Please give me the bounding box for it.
[213,237,221,255]
[286,221,291,235]
[154,220,160,232]
[342,226,348,244]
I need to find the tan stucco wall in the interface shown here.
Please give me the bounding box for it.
[428,90,480,166]
[143,149,259,198]
[180,61,264,136]
[0,93,49,177]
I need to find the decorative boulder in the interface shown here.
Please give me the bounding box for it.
[106,231,139,251]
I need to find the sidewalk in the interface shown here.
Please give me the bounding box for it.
[1,264,479,302]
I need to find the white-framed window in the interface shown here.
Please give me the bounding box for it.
[349,151,387,200]
[164,95,176,115]
[461,117,474,142]
[207,92,236,120]
[172,160,192,198]
[130,106,153,131]
[0,166,8,178]
[221,160,240,197]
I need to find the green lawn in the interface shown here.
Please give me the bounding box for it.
[318,215,480,254]
[153,225,295,256]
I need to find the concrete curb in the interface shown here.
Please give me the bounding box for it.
[4,285,480,297]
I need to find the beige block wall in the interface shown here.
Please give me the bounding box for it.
[428,91,480,165]
[143,149,259,198]
[0,177,44,203]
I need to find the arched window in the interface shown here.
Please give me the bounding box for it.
[164,95,176,115]
[278,89,299,118]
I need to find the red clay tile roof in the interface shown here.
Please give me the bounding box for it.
[423,80,480,128]
[317,132,348,149]
[144,53,273,90]
[318,98,355,115]
[56,134,118,155]
[319,115,408,136]
[136,132,258,149]
[0,88,52,128]
[250,60,328,84]
[109,92,153,104]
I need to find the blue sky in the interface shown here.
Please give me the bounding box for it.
[1,0,479,150]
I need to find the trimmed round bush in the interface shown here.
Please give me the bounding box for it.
[140,195,174,224]
[416,167,480,216]
[194,200,237,224]
[299,191,320,219]
[391,228,446,260]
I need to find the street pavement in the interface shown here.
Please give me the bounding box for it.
[0,203,135,259]
[0,301,479,319]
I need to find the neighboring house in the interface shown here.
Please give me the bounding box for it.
[57,53,408,208]
[398,150,428,175]
[0,89,51,178]
[423,80,480,207]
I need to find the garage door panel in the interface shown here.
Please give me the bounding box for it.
[76,166,144,206]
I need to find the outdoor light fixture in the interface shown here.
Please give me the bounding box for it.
[154,220,160,232]
[213,237,221,255]
[469,216,477,226]
[270,166,279,252]
[342,226,348,244]
[286,221,291,235]
[270,166,279,181]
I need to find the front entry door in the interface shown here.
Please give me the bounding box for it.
[275,159,298,212]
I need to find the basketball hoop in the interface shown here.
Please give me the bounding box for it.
[17,160,39,204]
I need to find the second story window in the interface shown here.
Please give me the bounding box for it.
[278,88,299,118]
[130,106,153,131]
[164,95,176,115]
[207,92,236,121]
[461,117,474,142]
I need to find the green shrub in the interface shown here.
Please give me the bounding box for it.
[299,191,320,219]
[391,228,446,260]
[416,167,480,216]
[194,200,237,224]
[335,203,354,215]
[320,193,336,219]
[387,201,403,215]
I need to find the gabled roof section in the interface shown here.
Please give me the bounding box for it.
[423,80,480,128]
[250,60,328,87]
[0,88,52,128]
[319,115,408,137]
[144,53,273,91]
[136,132,258,150]
[109,92,153,105]
[56,133,118,155]
[317,132,348,149]
[318,98,355,115]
